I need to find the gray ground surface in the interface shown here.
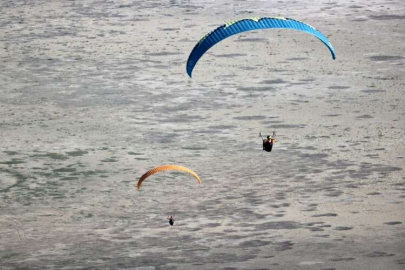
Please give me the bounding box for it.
[1,0,404,269]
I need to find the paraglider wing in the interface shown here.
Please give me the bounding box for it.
[137,165,202,190]
[186,17,336,77]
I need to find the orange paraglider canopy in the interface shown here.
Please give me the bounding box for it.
[137,165,202,190]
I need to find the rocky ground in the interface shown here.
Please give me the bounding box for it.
[0,0,404,269]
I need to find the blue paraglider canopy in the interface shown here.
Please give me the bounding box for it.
[186,17,336,78]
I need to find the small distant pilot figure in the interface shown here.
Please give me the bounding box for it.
[263,135,276,152]
[168,216,175,226]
